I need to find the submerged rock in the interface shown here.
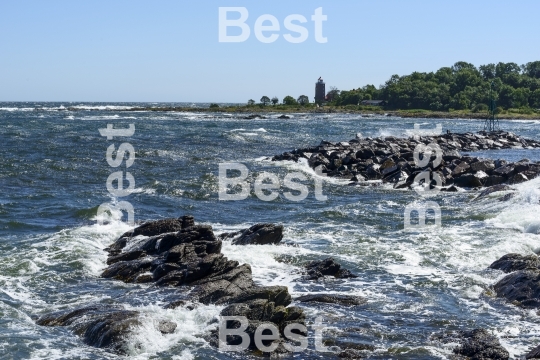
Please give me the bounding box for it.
[296,294,366,306]
[304,258,358,280]
[157,320,177,334]
[36,305,141,353]
[432,328,509,359]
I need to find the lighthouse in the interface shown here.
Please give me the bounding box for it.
[315,77,325,104]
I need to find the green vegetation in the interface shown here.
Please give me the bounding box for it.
[297,95,309,105]
[282,96,298,106]
[209,103,220,109]
[260,96,271,106]
[330,61,540,113]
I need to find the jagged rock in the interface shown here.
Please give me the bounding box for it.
[304,258,357,280]
[493,270,540,307]
[527,344,540,359]
[296,294,367,306]
[39,216,304,354]
[511,172,529,184]
[432,328,509,360]
[484,175,506,187]
[36,305,141,353]
[454,173,483,188]
[471,159,495,172]
[157,320,177,334]
[220,224,284,245]
[475,184,512,200]
[489,253,540,273]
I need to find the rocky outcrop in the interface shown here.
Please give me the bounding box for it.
[304,258,358,280]
[36,305,141,353]
[272,131,540,189]
[432,328,509,359]
[493,270,540,308]
[489,253,540,273]
[219,223,284,245]
[36,216,304,354]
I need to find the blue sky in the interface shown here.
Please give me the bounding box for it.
[1,0,539,103]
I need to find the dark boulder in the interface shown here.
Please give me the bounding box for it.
[475,184,512,200]
[220,224,284,246]
[296,294,367,306]
[304,258,357,280]
[489,253,540,273]
[157,320,177,334]
[453,173,483,188]
[493,270,540,307]
[432,328,509,360]
[36,305,141,353]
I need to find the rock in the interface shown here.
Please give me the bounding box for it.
[489,253,540,273]
[432,329,509,360]
[452,162,471,177]
[493,270,540,308]
[40,216,303,355]
[277,115,290,119]
[527,344,540,359]
[304,258,357,280]
[295,294,367,306]
[441,185,459,192]
[36,305,141,353]
[493,165,515,177]
[471,159,495,172]
[338,348,367,358]
[157,320,177,334]
[484,175,506,187]
[511,172,529,184]
[453,173,483,188]
[475,185,512,200]
[220,223,284,245]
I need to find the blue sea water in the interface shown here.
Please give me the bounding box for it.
[1,102,540,359]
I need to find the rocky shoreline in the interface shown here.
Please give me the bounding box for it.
[272,130,540,190]
[34,215,540,358]
[36,217,365,356]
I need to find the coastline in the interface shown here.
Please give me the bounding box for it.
[83,105,540,120]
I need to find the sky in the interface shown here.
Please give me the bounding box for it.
[1,0,539,103]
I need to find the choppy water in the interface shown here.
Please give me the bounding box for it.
[1,102,540,359]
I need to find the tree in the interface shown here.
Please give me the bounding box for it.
[271,97,279,105]
[524,61,540,79]
[326,86,340,102]
[283,96,297,105]
[247,99,255,106]
[297,95,309,105]
[260,96,271,106]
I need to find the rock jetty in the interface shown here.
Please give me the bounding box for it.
[272,131,540,189]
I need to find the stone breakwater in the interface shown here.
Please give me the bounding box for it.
[272,130,540,189]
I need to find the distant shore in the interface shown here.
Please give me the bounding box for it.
[123,106,540,120]
[29,104,540,120]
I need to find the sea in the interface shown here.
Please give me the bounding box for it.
[1,102,540,359]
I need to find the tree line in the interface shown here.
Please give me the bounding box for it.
[248,95,311,106]
[328,61,540,111]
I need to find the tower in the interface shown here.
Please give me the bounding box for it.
[315,77,326,104]
[484,81,500,132]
